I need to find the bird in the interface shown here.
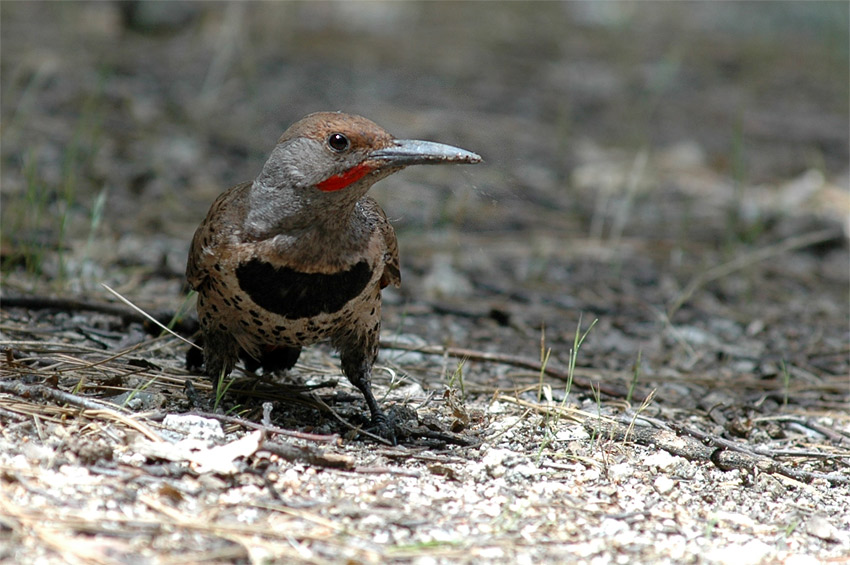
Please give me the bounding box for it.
[186,111,481,440]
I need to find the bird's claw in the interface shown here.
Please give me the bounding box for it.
[364,412,398,445]
[363,405,420,445]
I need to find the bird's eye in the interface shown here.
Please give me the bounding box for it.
[327,133,350,152]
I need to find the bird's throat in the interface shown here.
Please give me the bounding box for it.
[316,163,374,192]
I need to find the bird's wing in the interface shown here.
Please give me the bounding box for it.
[380,220,401,288]
[186,182,251,290]
[361,196,401,288]
[185,222,212,290]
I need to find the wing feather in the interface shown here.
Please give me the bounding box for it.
[360,196,401,289]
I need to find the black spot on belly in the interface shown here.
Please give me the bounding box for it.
[236,259,373,320]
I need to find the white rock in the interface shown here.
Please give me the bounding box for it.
[599,518,627,536]
[643,451,682,471]
[22,442,55,464]
[482,448,513,468]
[706,540,772,565]
[488,401,508,414]
[511,463,541,478]
[654,475,676,494]
[805,514,841,542]
[162,414,224,442]
[483,448,516,478]
[608,462,633,481]
[556,425,590,441]
[478,547,505,559]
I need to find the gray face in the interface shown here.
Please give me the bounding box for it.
[258,136,372,192]
[245,137,380,238]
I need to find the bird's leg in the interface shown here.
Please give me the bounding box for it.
[186,335,205,372]
[339,345,395,443]
[201,329,239,387]
[350,365,385,424]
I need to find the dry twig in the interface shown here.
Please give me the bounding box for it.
[584,417,850,487]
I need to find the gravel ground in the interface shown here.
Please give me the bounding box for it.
[1,3,848,564]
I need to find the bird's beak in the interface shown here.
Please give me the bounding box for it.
[370,139,482,166]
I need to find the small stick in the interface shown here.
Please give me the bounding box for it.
[584,416,850,487]
[101,284,201,350]
[0,380,122,412]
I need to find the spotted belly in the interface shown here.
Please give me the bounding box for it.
[197,258,384,359]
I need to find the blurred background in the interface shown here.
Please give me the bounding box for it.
[1,1,848,381]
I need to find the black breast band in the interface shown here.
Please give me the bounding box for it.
[236,259,373,319]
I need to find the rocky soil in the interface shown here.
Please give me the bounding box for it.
[1,3,848,564]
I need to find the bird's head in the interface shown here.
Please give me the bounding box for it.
[248,112,481,234]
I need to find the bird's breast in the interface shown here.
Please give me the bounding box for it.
[234,258,374,320]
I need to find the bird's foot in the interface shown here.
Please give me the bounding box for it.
[361,405,419,445]
[363,411,397,445]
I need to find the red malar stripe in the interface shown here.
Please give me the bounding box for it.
[317,163,373,192]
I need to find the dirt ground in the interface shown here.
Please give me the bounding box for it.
[1,2,849,564]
